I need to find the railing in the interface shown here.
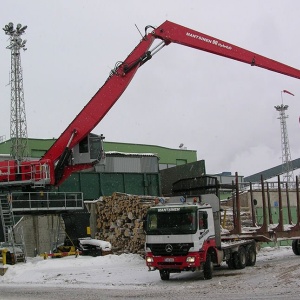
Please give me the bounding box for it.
[240,180,297,191]
[0,160,51,187]
[9,192,84,213]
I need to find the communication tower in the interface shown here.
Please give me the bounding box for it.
[274,91,295,186]
[3,22,29,161]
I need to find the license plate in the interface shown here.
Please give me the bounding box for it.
[164,258,174,262]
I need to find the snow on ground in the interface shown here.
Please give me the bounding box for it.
[0,252,158,288]
[0,246,294,289]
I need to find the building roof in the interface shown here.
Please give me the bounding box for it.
[0,137,197,166]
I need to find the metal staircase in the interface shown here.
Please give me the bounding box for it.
[0,195,15,242]
[0,195,26,263]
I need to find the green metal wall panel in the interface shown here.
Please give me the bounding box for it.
[123,174,144,195]
[58,172,161,200]
[146,174,161,196]
[80,173,101,199]
[100,173,125,196]
[58,173,81,193]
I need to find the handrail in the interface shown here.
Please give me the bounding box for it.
[9,191,84,213]
[0,160,51,186]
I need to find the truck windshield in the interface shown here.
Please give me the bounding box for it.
[146,207,197,235]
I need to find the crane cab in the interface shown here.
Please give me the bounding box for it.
[72,133,105,165]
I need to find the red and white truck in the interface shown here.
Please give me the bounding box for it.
[144,194,256,280]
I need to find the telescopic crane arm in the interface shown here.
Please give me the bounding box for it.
[153,21,300,78]
[2,20,300,187]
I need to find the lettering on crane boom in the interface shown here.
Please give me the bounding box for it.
[186,32,232,50]
[157,207,181,212]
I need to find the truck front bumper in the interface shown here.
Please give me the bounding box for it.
[145,252,202,271]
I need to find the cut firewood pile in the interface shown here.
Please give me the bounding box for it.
[94,193,164,255]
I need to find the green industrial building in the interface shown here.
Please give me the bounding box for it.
[0,138,203,198]
[0,138,197,169]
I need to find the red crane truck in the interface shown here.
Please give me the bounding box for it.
[1,20,300,190]
[144,194,256,280]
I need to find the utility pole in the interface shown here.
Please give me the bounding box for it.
[274,90,295,187]
[3,22,29,161]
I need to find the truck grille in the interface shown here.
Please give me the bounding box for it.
[146,243,193,256]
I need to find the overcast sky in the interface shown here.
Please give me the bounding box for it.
[1,0,300,177]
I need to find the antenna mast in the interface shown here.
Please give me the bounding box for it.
[274,90,295,186]
[3,22,29,161]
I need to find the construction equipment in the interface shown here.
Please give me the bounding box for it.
[1,20,300,189]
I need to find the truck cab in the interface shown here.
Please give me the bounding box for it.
[144,195,218,279]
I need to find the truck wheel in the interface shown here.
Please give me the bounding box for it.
[226,257,235,269]
[159,270,170,280]
[246,245,256,266]
[203,254,213,280]
[233,246,246,269]
[292,239,300,255]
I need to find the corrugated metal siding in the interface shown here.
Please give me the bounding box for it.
[113,157,141,172]
[95,156,159,173]
[141,157,158,173]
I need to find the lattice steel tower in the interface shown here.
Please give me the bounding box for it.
[3,22,29,161]
[274,92,294,185]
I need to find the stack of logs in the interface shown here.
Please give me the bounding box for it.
[95,193,161,255]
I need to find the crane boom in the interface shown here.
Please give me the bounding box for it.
[1,20,300,187]
[154,21,300,79]
[45,20,300,163]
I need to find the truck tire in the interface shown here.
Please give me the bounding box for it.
[246,244,256,266]
[159,270,170,280]
[292,239,300,255]
[203,253,213,280]
[226,257,235,269]
[233,246,246,269]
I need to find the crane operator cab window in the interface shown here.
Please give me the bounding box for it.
[73,134,102,164]
[79,136,89,154]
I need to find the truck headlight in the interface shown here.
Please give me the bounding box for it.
[186,256,195,263]
[146,256,154,263]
